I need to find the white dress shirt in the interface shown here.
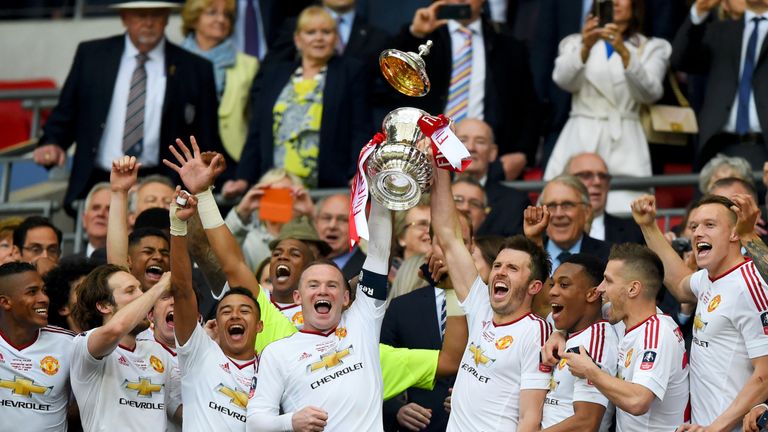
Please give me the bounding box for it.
[235,0,268,59]
[96,35,165,171]
[691,7,767,133]
[487,0,507,23]
[448,19,486,120]
[327,9,355,47]
[589,213,606,241]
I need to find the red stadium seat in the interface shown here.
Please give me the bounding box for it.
[0,79,57,152]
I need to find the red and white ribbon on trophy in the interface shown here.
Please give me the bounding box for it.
[349,132,387,249]
[417,114,472,172]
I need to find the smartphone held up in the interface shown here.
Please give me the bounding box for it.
[436,4,471,20]
[594,0,614,27]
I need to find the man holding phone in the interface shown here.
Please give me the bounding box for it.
[397,0,538,181]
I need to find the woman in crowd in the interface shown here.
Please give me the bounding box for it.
[222,5,372,197]
[0,217,22,265]
[543,0,671,213]
[180,0,258,164]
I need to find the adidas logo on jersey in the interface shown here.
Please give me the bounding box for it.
[220,363,230,373]
[118,355,129,367]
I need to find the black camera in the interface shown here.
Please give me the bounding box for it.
[671,237,692,258]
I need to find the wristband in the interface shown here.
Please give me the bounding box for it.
[196,188,225,229]
[169,202,187,237]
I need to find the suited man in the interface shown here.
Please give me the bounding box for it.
[381,215,472,432]
[34,2,221,216]
[526,175,612,274]
[234,0,313,59]
[564,152,645,244]
[672,0,768,170]
[314,194,366,281]
[395,0,539,180]
[455,118,530,237]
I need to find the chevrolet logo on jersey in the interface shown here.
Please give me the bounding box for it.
[469,343,495,367]
[0,376,51,397]
[123,378,163,397]
[693,314,708,332]
[215,384,248,409]
[308,347,353,372]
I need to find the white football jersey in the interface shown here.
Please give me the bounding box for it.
[447,277,552,432]
[688,259,768,430]
[136,330,180,432]
[616,314,689,431]
[272,301,304,331]
[177,323,257,431]
[247,277,386,431]
[0,326,74,431]
[70,331,181,432]
[542,320,618,432]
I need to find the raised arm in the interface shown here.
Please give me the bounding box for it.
[631,195,697,304]
[732,194,768,281]
[163,137,259,292]
[430,161,478,302]
[106,156,140,267]
[169,188,199,345]
[87,272,171,359]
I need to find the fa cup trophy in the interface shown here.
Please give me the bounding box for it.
[379,40,433,97]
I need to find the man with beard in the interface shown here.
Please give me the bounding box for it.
[562,244,689,430]
[69,265,180,431]
[632,193,768,431]
[541,254,618,432]
[431,158,552,431]
[0,262,75,431]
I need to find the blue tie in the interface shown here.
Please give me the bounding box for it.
[604,41,614,59]
[244,0,261,58]
[736,17,765,135]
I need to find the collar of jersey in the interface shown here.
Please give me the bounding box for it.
[299,326,337,337]
[708,257,751,282]
[492,312,533,328]
[0,327,39,351]
[569,319,608,338]
[624,313,658,335]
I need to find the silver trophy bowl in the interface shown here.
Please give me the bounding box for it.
[366,107,434,211]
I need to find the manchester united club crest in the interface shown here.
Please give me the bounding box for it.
[335,327,347,339]
[624,348,634,368]
[39,356,59,376]
[495,335,513,350]
[707,295,721,313]
[292,311,304,326]
[149,355,165,373]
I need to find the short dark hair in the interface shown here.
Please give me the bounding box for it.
[217,287,261,317]
[0,261,36,279]
[608,243,664,297]
[13,216,62,249]
[43,257,97,329]
[691,194,737,224]
[496,235,551,283]
[72,264,126,331]
[128,227,169,247]
[560,253,606,287]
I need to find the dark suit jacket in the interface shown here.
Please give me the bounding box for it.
[39,35,221,210]
[381,286,452,431]
[476,161,530,237]
[236,56,372,186]
[604,213,645,245]
[545,234,612,264]
[672,15,768,163]
[393,20,539,161]
[340,247,366,282]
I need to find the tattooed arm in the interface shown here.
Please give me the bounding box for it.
[731,194,768,280]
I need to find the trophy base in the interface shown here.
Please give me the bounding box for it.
[370,170,421,211]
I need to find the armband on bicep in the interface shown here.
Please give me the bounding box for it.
[358,269,388,301]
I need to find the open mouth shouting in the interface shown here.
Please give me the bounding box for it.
[275,264,292,284]
[695,241,712,259]
[146,265,164,283]
[227,322,246,343]
[551,303,565,321]
[492,281,510,301]
[165,311,174,329]
[314,299,332,315]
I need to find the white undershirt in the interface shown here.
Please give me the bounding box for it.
[97,35,165,171]
[448,19,486,120]
[589,213,606,241]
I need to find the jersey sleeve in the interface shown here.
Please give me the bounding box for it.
[164,355,182,421]
[255,286,298,355]
[69,331,106,384]
[458,276,489,329]
[573,324,617,407]
[379,344,438,401]
[629,322,677,400]
[688,269,707,300]
[521,319,552,390]
[347,269,388,337]
[247,343,292,431]
[176,324,216,375]
[733,276,768,358]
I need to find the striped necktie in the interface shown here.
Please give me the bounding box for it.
[123,53,148,157]
[440,295,447,341]
[736,17,765,135]
[445,27,473,122]
[335,16,346,55]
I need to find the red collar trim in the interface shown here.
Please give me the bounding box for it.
[118,343,136,352]
[227,356,258,370]
[0,327,39,351]
[299,326,337,337]
[492,312,533,328]
[624,314,656,335]
[708,257,751,282]
[271,300,299,311]
[154,337,177,357]
[570,320,608,338]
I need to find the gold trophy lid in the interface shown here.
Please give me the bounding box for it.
[379,40,433,97]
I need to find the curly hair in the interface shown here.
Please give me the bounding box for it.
[72,264,126,331]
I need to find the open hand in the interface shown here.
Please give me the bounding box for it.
[162,136,225,194]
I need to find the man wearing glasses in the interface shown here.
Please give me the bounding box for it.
[13,217,63,272]
[525,175,611,274]
[565,153,645,245]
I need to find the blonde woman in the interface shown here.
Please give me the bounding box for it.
[181,0,258,162]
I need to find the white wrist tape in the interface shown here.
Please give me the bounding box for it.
[169,202,187,237]
[196,188,225,229]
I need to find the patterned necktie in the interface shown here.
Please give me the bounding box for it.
[736,17,765,135]
[440,295,447,341]
[335,16,346,55]
[244,0,261,58]
[557,251,572,264]
[123,53,148,157]
[445,27,473,122]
